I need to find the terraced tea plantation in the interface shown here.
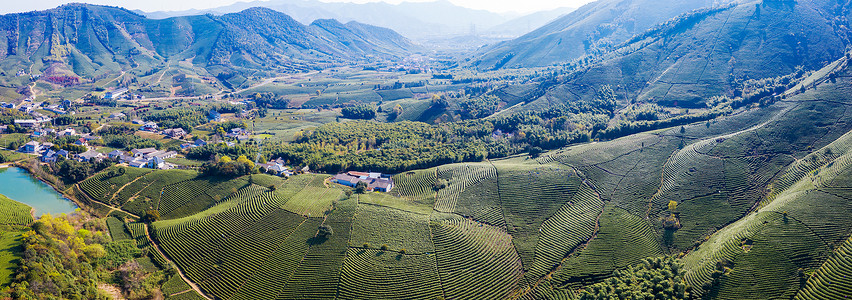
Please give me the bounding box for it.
[37,61,852,300]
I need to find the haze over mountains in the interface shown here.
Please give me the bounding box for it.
[140,0,577,40]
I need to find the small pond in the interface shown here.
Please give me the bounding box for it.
[0,167,78,217]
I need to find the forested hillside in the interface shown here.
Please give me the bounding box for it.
[0,4,417,80]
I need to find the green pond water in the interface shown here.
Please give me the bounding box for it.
[0,167,78,216]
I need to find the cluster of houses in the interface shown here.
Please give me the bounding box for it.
[23,140,105,163]
[332,171,394,192]
[126,119,189,139]
[108,148,179,169]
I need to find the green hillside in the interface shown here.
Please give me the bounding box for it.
[473,0,732,69]
[486,0,852,110]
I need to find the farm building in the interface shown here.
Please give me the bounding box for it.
[163,128,187,139]
[140,122,159,131]
[105,88,129,100]
[76,150,105,162]
[332,171,394,192]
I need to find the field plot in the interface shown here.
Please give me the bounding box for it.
[78,166,152,205]
[496,163,582,272]
[195,209,304,299]
[282,174,343,217]
[527,184,604,281]
[0,193,32,225]
[358,192,433,215]
[230,218,319,300]
[161,274,192,296]
[277,198,356,300]
[338,249,443,300]
[167,290,206,300]
[551,206,663,288]
[106,216,131,240]
[603,136,682,215]
[431,214,524,300]
[118,170,200,216]
[795,236,852,300]
[435,163,497,213]
[350,204,434,253]
[0,230,23,286]
[391,168,437,206]
[153,185,301,300]
[682,136,852,299]
[158,179,216,219]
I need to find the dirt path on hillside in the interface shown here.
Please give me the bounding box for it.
[74,183,140,219]
[143,223,213,300]
[109,174,147,203]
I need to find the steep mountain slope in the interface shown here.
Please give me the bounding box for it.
[142,0,509,40]
[472,0,733,69]
[491,0,852,112]
[0,4,417,79]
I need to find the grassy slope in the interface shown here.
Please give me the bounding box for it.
[0,194,33,226]
[0,230,24,286]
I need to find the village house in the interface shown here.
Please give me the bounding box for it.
[74,138,89,147]
[332,171,394,192]
[208,110,221,122]
[131,148,158,158]
[14,119,43,128]
[30,129,47,138]
[41,150,58,162]
[140,122,159,131]
[128,159,148,168]
[258,158,292,177]
[147,157,166,169]
[144,150,177,160]
[56,128,77,137]
[163,128,187,139]
[107,150,126,160]
[21,141,40,153]
[42,149,71,162]
[76,150,105,162]
[109,112,126,119]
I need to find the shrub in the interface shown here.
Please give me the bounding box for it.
[318,224,333,238]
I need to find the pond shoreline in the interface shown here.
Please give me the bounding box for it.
[2,164,79,218]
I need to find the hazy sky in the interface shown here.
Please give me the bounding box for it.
[0,0,595,14]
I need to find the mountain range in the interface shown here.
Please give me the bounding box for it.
[0,3,417,80]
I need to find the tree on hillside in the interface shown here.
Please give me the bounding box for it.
[354,181,368,194]
[142,210,160,223]
[318,224,333,238]
[578,257,690,300]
